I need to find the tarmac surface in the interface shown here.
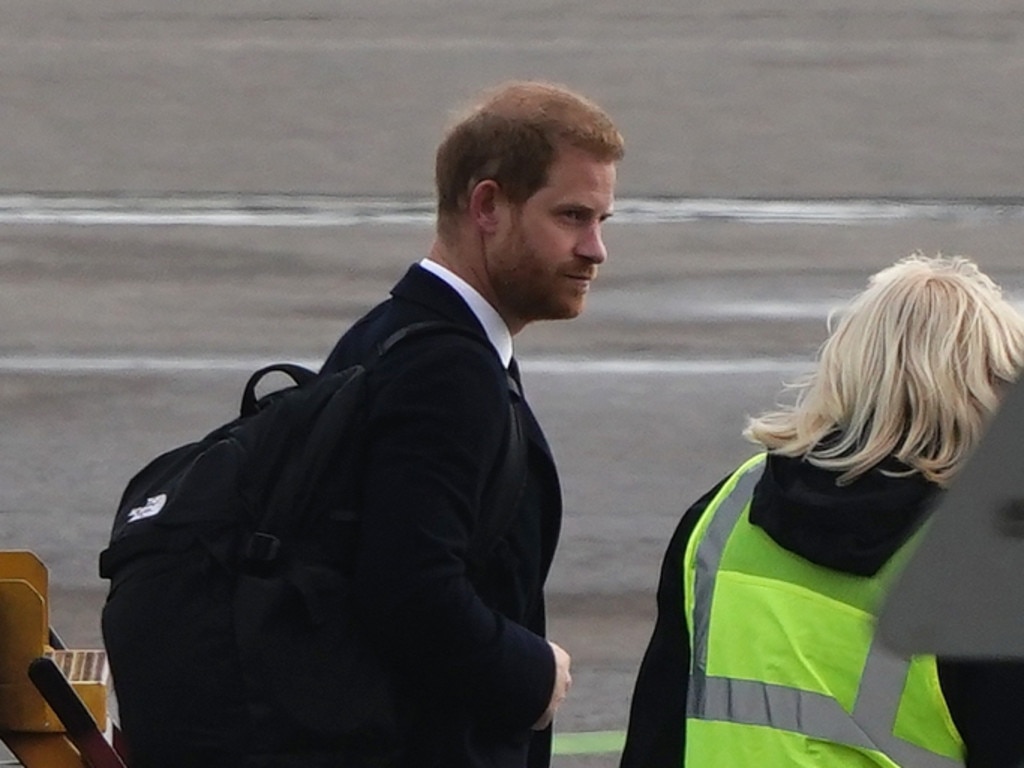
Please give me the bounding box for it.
[3,3,1024,766]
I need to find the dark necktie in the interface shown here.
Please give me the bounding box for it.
[507,356,523,398]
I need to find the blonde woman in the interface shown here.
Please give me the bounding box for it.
[621,255,1024,768]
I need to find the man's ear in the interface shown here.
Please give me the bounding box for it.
[468,180,506,235]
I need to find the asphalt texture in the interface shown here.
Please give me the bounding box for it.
[2,3,1024,766]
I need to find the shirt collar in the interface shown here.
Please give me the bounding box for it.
[419,258,513,367]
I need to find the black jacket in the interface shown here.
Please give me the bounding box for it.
[620,453,1024,768]
[321,264,563,768]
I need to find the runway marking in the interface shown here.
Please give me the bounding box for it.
[552,729,626,756]
[4,26,1019,54]
[1,194,1023,226]
[0,355,813,376]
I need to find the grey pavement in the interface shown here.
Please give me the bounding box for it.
[3,3,1024,766]
[3,1,1024,198]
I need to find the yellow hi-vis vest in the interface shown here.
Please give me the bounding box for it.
[683,454,965,767]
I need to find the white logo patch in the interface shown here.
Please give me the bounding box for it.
[126,493,168,523]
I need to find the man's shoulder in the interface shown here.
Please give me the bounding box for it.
[359,319,511,440]
[371,322,505,386]
[326,308,496,373]
[320,299,391,374]
[322,265,486,374]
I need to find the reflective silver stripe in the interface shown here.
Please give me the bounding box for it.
[687,460,963,768]
[688,461,763,710]
[697,675,961,768]
[853,637,963,767]
[700,675,883,749]
[857,636,911,731]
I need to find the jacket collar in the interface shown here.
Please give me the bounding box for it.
[391,264,487,332]
[417,259,513,367]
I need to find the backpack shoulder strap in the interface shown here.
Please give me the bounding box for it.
[369,321,529,568]
[248,320,527,565]
[372,320,491,359]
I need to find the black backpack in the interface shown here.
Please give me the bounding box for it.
[99,320,527,762]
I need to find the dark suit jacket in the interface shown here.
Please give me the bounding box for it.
[321,264,563,768]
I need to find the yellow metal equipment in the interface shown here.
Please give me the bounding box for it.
[0,550,120,767]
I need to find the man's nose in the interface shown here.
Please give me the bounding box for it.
[576,225,608,264]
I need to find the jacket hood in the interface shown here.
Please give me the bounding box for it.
[749,454,939,577]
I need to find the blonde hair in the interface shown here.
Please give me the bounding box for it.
[745,253,1024,486]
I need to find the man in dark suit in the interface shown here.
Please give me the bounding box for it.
[319,81,624,767]
[99,80,623,768]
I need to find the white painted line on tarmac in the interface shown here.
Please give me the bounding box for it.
[1,194,1023,226]
[0,355,813,376]
[522,358,812,375]
[0,356,293,373]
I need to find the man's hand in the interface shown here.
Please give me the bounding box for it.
[532,641,572,730]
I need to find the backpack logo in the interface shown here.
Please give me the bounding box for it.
[126,493,167,523]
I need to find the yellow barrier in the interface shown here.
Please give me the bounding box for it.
[0,550,113,767]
